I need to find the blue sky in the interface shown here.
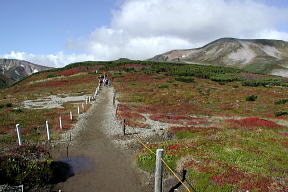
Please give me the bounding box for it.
[0,0,117,54]
[1,0,288,67]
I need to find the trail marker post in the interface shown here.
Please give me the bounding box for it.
[88,96,91,103]
[155,149,164,192]
[77,106,80,116]
[16,124,22,146]
[113,94,116,106]
[46,120,51,141]
[59,116,62,129]
[70,111,73,121]
[82,103,84,110]
[123,119,126,136]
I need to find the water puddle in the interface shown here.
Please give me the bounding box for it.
[50,157,93,183]
[60,157,94,173]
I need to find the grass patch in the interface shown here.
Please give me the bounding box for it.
[246,95,258,101]
[275,98,288,105]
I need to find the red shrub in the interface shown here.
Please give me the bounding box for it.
[210,166,281,191]
[226,117,281,129]
[61,115,71,121]
[0,127,12,134]
[278,132,288,137]
[27,125,39,130]
[117,111,145,121]
[165,144,184,150]
[43,112,55,116]
[183,159,213,173]
[276,116,286,120]
[12,128,28,135]
[171,126,219,132]
[60,68,81,76]
[150,114,208,125]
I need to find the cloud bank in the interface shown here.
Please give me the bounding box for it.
[1,51,96,68]
[70,0,288,60]
[2,0,288,67]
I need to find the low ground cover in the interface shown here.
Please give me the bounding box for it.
[0,71,97,147]
[1,60,288,191]
[112,70,288,191]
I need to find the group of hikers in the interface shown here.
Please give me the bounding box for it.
[98,72,110,87]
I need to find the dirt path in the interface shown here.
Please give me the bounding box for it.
[51,87,143,192]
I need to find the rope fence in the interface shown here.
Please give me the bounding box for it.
[117,104,196,192]
[13,81,195,191]
[15,84,101,145]
[132,128,195,192]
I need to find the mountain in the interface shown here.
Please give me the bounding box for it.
[0,59,52,88]
[150,38,288,77]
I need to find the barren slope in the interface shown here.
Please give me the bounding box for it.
[150,38,288,76]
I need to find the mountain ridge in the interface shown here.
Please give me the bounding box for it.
[0,59,52,88]
[149,38,288,77]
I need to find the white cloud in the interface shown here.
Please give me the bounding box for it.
[0,51,96,68]
[70,0,288,60]
[2,0,288,67]
[256,29,288,41]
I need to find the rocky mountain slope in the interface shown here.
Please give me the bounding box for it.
[150,38,288,77]
[0,59,52,88]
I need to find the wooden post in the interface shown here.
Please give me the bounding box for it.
[59,116,62,129]
[77,106,80,116]
[46,120,51,141]
[155,149,164,192]
[123,119,126,136]
[88,96,91,103]
[70,111,73,121]
[82,103,84,110]
[16,124,22,146]
[66,145,69,158]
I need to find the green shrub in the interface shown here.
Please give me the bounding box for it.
[0,145,53,189]
[6,103,12,108]
[274,111,288,117]
[246,95,258,101]
[275,98,288,105]
[46,73,58,78]
[12,108,23,113]
[0,103,13,108]
[242,78,288,87]
[175,76,194,83]
[123,67,135,72]
[210,73,243,82]
[158,85,169,88]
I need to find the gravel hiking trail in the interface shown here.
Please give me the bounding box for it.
[52,87,143,192]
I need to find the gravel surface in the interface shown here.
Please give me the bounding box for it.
[23,94,91,109]
[51,86,145,192]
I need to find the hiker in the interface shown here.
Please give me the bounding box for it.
[103,72,107,79]
[98,75,103,86]
[105,78,110,87]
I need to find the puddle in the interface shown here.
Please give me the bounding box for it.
[60,157,94,173]
[50,157,93,184]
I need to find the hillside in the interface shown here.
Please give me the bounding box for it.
[150,38,288,77]
[1,60,288,191]
[0,59,52,88]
